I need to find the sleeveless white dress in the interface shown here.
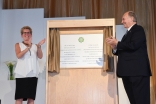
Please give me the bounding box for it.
[14,43,40,78]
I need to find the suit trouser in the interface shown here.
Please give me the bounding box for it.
[122,76,150,104]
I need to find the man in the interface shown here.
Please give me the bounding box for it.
[106,11,152,104]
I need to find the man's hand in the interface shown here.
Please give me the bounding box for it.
[106,37,118,49]
[106,36,118,46]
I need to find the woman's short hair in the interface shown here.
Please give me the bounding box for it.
[20,26,32,35]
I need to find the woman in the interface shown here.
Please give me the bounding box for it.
[14,26,45,104]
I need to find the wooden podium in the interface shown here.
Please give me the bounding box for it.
[46,19,118,104]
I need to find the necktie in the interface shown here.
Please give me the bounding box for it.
[121,30,128,41]
[124,30,128,36]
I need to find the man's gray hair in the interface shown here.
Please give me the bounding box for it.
[128,11,137,22]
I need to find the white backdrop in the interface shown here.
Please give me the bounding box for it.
[0,0,2,103]
[0,0,2,73]
[0,8,46,104]
[0,8,86,104]
[0,7,129,104]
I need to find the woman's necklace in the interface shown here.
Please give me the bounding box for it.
[22,41,29,46]
[22,41,31,56]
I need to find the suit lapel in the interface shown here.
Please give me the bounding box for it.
[121,24,137,42]
[121,31,129,41]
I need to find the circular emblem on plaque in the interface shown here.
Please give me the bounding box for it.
[78,37,84,43]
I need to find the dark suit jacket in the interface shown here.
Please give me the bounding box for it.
[113,24,152,77]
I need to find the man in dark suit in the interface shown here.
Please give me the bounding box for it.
[106,11,152,104]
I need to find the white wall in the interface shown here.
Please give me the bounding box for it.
[0,0,2,70]
[0,0,2,103]
[0,8,85,104]
[0,9,46,104]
